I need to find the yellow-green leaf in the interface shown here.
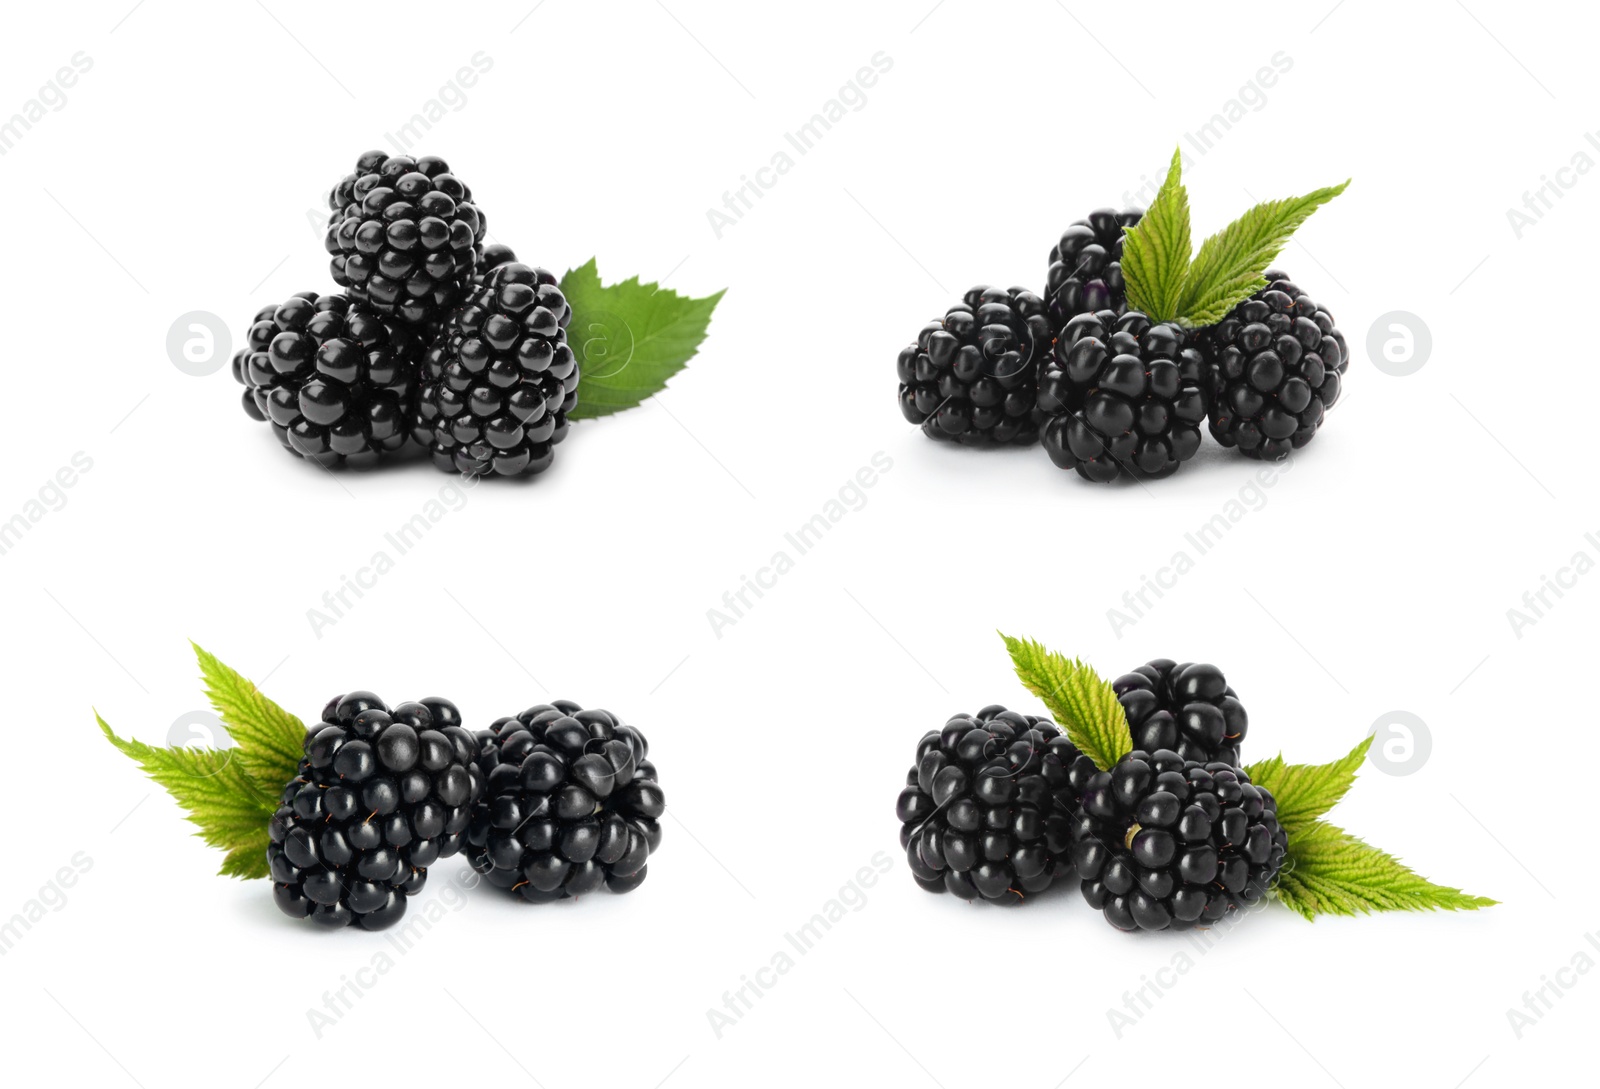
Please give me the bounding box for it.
[1000,634,1131,770]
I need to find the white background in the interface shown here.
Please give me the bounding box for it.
[0,1,1592,1086]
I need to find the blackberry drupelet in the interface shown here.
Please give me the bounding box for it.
[1199,269,1348,460]
[232,292,425,468]
[895,706,1098,904]
[1114,660,1247,766]
[897,286,1052,446]
[412,262,577,477]
[1037,310,1208,482]
[474,243,521,289]
[1044,208,1142,331]
[268,692,481,930]
[1071,748,1287,931]
[467,701,664,901]
[326,151,486,326]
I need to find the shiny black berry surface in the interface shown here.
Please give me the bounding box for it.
[1072,748,1287,931]
[413,262,577,478]
[1044,207,1141,332]
[231,292,424,468]
[897,285,1052,447]
[325,151,485,325]
[1199,269,1348,460]
[1114,659,1247,766]
[467,701,663,901]
[1038,309,1209,482]
[896,706,1097,904]
[268,692,481,930]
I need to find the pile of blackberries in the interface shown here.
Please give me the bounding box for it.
[270,692,664,931]
[233,151,577,478]
[896,203,1347,480]
[895,659,1281,932]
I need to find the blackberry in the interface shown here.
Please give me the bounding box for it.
[231,292,424,468]
[1071,749,1287,931]
[326,151,486,326]
[1199,270,1348,460]
[896,286,1052,446]
[474,242,521,289]
[412,262,577,477]
[467,701,663,901]
[1114,660,1247,766]
[267,693,480,930]
[1044,208,1141,331]
[895,706,1097,904]
[1037,309,1208,482]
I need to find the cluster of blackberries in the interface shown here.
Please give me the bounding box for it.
[897,204,1347,480]
[270,693,664,930]
[233,151,578,478]
[895,659,1281,931]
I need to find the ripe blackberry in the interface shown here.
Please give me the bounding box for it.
[232,292,424,468]
[1199,270,1348,460]
[1071,749,1287,931]
[474,242,521,288]
[897,286,1052,446]
[1037,309,1208,482]
[1044,208,1142,330]
[326,151,486,326]
[268,693,481,930]
[1114,660,1247,766]
[895,706,1097,904]
[467,701,663,901]
[412,262,577,477]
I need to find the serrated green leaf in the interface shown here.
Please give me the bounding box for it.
[1121,148,1192,323]
[1000,634,1132,771]
[560,258,724,420]
[192,641,305,800]
[1274,820,1497,920]
[97,711,281,880]
[1246,735,1372,838]
[1174,179,1350,327]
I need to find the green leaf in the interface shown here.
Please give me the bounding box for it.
[97,711,281,879]
[1000,634,1132,770]
[1121,148,1192,323]
[1246,735,1372,839]
[560,258,724,420]
[1174,179,1350,327]
[1274,820,1498,921]
[192,641,305,800]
